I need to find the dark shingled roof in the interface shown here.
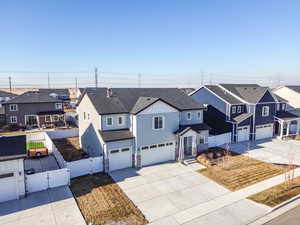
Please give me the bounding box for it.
[219,84,270,104]
[39,88,70,96]
[4,91,62,104]
[98,129,134,142]
[286,86,300,94]
[84,88,205,115]
[232,113,252,123]
[130,97,159,114]
[204,85,243,104]
[276,111,300,121]
[0,135,27,158]
[0,90,18,98]
[175,123,210,135]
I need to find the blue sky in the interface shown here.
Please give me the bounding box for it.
[0,0,299,87]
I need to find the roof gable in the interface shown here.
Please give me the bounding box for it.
[258,90,276,103]
[135,99,179,115]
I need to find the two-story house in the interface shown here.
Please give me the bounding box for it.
[3,91,66,129]
[78,88,209,172]
[190,84,297,142]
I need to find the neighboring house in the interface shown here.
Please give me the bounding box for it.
[273,86,300,109]
[39,88,71,106]
[3,91,66,128]
[0,135,27,202]
[190,84,300,142]
[78,88,209,172]
[0,90,18,114]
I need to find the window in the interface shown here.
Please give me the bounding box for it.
[277,104,280,111]
[87,113,90,120]
[282,104,286,111]
[166,142,173,146]
[197,112,201,120]
[106,117,113,126]
[237,106,242,113]
[262,106,269,117]
[199,136,205,144]
[186,112,191,120]
[45,115,51,122]
[150,145,157,149]
[110,149,119,154]
[83,112,86,120]
[141,146,149,150]
[10,116,17,123]
[118,116,124,126]
[55,103,63,110]
[52,115,59,122]
[153,116,163,130]
[0,173,14,179]
[232,106,236,114]
[121,148,130,152]
[9,104,18,111]
[158,143,165,147]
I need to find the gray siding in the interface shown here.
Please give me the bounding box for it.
[101,114,130,131]
[135,112,179,148]
[180,110,203,125]
[191,88,227,114]
[230,104,247,119]
[5,102,61,125]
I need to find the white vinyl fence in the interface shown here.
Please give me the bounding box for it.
[208,132,232,148]
[46,128,78,139]
[26,131,45,142]
[25,168,69,193]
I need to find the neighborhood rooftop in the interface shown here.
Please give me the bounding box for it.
[0,90,18,98]
[84,88,206,115]
[286,85,300,94]
[204,85,243,104]
[4,91,62,104]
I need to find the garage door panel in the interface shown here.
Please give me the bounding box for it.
[0,174,18,202]
[141,143,175,166]
[110,148,132,172]
[256,124,273,140]
[237,126,250,142]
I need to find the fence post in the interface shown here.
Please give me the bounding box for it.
[90,158,93,175]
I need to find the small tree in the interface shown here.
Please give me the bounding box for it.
[285,143,296,189]
[222,143,231,169]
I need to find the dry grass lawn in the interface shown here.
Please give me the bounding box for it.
[198,149,285,191]
[248,176,300,207]
[70,173,148,225]
[53,137,84,161]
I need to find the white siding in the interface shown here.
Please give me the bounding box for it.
[138,100,178,115]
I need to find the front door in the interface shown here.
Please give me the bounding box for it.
[25,115,38,127]
[183,136,193,155]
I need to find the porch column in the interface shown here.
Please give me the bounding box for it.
[280,121,284,138]
[178,136,184,162]
[192,135,197,157]
[287,122,290,136]
[104,144,109,173]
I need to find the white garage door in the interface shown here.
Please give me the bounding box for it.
[141,142,175,167]
[256,124,274,140]
[237,126,250,142]
[109,147,132,172]
[0,173,18,202]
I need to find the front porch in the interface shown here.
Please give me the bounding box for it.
[274,111,300,139]
[25,110,66,129]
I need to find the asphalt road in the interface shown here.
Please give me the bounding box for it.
[265,204,300,225]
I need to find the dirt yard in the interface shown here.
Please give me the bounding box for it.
[248,175,300,207]
[197,147,285,191]
[70,173,148,225]
[53,137,85,161]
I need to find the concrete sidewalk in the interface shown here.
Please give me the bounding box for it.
[173,168,300,224]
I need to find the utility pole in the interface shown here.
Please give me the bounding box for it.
[94,67,98,88]
[201,71,204,85]
[9,76,12,93]
[47,72,50,88]
[138,73,141,88]
[75,77,78,89]
[209,73,213,85]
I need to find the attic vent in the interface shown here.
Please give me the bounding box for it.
[147,97,152,101]
[49,93,58,98]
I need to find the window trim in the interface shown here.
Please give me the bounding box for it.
[10,116,17,123]
[277,104,280,111]
[117,116,125,126]
[282,103,286,111]
[232,106,236,114]
[197,111,201,120]
[237,106,242,113]
[106,117,113,126]
[153,116,164,130]
[262,106,270,117]
[186,112,192,120]
[9,104,18,111]
[45,115,52,122]
[52,115,59,122]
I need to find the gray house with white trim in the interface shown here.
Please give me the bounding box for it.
[78,88,209,172]
[190,84,300,142]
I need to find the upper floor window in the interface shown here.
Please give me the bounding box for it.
[197,112,201,120]
[55,103,63,110]
[106,117,113,126]
[262,106,269,117]
[9,104,18,111]
[237,106,242,113]
[232,106,236,114]
[153,116,164,130]
[10,116,17,123]
[277,104,280,111]
[83,112,86,120]
[186,112,191,120]
[117,116,124,126]
[282,104,286,111]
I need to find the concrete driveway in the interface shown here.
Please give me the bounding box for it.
[0,186,85,225]
[230,138,300,165]
[110,162,268,225]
